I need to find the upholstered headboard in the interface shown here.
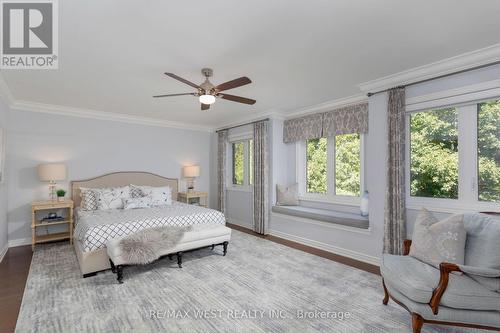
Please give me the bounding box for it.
[71,172,178,208]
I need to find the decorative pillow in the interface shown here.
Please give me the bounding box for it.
[122,197,152,210]
[140,186,172,206]
[129,185,145,198]
[97,186,131,210]
[409,208,466,268]
[80,188,99,211]
[276,183,299,206]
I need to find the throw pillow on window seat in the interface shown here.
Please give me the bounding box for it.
[276,183,299,206]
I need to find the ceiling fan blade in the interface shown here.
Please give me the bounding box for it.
[153,93,195,98]
[218,93,256,105]
[201,103,210,110]
[216,77,251,91]
[164,73,201,89]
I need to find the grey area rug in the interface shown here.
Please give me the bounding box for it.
[16,230,482,333]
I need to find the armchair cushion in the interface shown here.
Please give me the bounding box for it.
[381,254,500,311]
[463,213,500,269]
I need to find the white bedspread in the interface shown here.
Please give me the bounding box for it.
[74,201,225,252]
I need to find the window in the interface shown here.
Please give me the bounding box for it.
[231,139,253,188]
[410,108,458,199]
[232,142,244,185]
[306,138,327,194]
[335,134,361,196]
[407,98,500,208]
[478,100,500,202]
[300,135,364,202]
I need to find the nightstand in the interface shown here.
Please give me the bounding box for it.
[31,200,74,251]
[178,192,208,207]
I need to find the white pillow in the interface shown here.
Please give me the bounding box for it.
[122,197,152,210]
[409,208,466,268]
[97,186,131,210]
[131,185,172,206]
[276,183,299,206]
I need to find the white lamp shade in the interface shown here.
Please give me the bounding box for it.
[38,163,67,182]
[183,165,200,178]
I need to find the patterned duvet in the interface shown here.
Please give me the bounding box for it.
[74,201,225,252]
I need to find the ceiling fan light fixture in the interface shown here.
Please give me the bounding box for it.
[199,94,216,105]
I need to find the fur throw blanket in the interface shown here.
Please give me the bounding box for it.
[118,226,192,265]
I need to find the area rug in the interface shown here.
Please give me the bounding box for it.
[15,230,481,333]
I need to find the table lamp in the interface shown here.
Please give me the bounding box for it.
[182,165,200,192]
[38,163,67,201]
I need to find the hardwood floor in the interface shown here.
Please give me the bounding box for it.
[0,226,378,333]
[226,223,380,275]
[0,246,32,333]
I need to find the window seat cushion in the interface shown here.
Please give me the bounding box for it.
[271,205,369,229]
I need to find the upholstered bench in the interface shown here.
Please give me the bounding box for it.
[107,224,231,283]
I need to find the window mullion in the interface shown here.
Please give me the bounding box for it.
[457,105,477,205]
[327,136,335,196]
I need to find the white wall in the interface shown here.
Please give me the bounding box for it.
[0,99,8,257]
[7,110,214,244]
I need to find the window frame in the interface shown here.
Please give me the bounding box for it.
[228,132,253,192]
[296,134,365,206]
[405,98,500,212]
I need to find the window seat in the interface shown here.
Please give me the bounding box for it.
[271,205,369,229]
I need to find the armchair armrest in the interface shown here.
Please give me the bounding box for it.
[429,262,462,315]
[403,239,412,256]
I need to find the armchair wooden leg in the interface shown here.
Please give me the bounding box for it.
[382,279,389,305]
[411,313,424,333]
[116,265,124,284]
[223,241,228,256]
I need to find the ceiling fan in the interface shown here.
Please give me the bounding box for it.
[153,68,256,110]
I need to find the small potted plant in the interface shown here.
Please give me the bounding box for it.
[56,189,66,202]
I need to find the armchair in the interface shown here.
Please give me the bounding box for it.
[381,214,500,333]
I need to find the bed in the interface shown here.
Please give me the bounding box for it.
[71,172,225,277]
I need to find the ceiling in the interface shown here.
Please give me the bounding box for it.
[2,0,500,128]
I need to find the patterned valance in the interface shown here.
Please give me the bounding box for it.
[283,113,323,144]
[283,102,369,143]
[322,102,368,137]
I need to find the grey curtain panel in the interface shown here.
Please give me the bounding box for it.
[253,120,269,235]
[283,102,368,143]
[383,87,407,255]
[217,130,228,214]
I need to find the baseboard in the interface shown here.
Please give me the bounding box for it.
[0,243,8,263]
[268,229,380,266]
[8,237,31,248]
[227,217,253,229]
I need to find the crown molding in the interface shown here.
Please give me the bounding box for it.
[283,93,368,119]
[10,100,215,132]
[214,109,285,131]
[358,43,500,93]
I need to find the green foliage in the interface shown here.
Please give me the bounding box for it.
[232,142,244,185]
[410,108,459,199]
[56,189,66,197]
[249,139,254,185]
[478,100,500,202]
[335,134,360,196]
[306,138,327,193]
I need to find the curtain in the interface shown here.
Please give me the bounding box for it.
[383,87,407,255]
[322,102,368,136]
[283,102,369,143]
[253,120,269,234]
[217,130,228,214]
[283,113,323,143]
